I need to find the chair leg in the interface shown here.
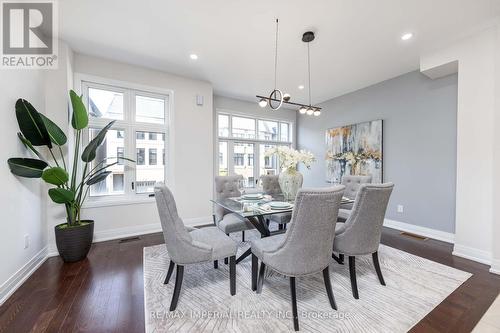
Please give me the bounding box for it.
[283,223,287,231]
[169,265,184,311]
[256,262,266,294]
[242,230,245,242]
[290,277,299,331]
[214,260,218,269]
[372,251,386,286]
[212,214,217,226]
[164,260,175,284]
[348,256,359,299]
[252,254,258,291]
[331,253,344,265]
[229,255,236,295]
[278,224,283,230]
[322,267,337,310]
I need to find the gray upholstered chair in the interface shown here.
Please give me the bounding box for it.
[260,175,291,230]
[154,183,238,311]
[332,183,394,299]
[338,175,372,220]
[251,186,345,331]
[213,175,255,244]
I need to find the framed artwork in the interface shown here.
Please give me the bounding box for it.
[325,119,383,183]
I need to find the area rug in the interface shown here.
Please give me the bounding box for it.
[143,231,471,332]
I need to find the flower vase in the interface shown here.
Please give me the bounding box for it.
[279,168,303,201]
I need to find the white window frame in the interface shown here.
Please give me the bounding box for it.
[215,109,295,187]
[75,74,173,208]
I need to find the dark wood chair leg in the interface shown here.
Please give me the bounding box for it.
[349,256,359,299]
[169,265,184,311]
[242,230,245,242]
[372,251,386,286]
[322,267,337,310]
[256,262,266,294]
[290,277,299,331]
[214,260,218,269]
[278,224,283,230]
[229,255,236,295]
[225,234,229,264]
[283,223,287,231]
[164,260,175,284]
[332,253,344,265]
[252,254,258,291]
[212,214,217,226]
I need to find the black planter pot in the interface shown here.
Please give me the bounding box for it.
[55,220,94,263]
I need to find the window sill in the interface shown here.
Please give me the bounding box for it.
[82,196,155,209]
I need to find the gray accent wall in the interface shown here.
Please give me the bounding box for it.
[297,71,457,233]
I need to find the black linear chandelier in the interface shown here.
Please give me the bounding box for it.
[256,19,321,116]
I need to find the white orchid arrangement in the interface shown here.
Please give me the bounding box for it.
[265,146,315,171]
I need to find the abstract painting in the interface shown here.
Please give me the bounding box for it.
[325,119,383,183]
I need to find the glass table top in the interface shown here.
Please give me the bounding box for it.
[211,194,354,219]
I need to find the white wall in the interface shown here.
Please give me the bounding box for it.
[68,54,214,241]
[0,69,47,303]
[421,22,500,269]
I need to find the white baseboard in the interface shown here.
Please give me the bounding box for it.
[47,216,213,257]
[383,218,455,244]
[0,246,48,306]
[452,244,492,265]
[489,259,500,275]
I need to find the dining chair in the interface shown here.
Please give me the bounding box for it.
[251,186,345,331]
[260,174,293,230]
[213,175,256,245]
[154,183,238,311]
[332,183,394,299]
[338,175,372,221]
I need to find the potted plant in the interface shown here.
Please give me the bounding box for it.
[7,90,134,262]
[265,146,315,200]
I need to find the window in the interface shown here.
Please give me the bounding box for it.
[83,79,169,200]
[232,116,255,139]
[117,147,124,165]
[216,113,293,187]
[88,128,125,196]
[137,148,145,165]
[149,148,157,165]
[218,141,228,176]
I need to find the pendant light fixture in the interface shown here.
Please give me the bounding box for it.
[256,20,321,116]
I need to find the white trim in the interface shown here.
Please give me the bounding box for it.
[47,216,213,257]
[452,244,492,265]
[82,196,155,208]
[489,259,500,275]
[383,218,455,244]
[0,246,48,306]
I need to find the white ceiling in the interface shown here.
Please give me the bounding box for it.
[59,0,500,104]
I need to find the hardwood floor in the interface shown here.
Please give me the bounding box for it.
[0,227,498,333]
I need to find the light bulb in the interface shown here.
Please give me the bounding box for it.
[258,98,268,108]
[299,106,307,114]
[313,110,321,116]
[306,107,314,115]
[283,93,291,102]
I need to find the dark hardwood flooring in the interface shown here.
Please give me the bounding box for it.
[0,227,498,333]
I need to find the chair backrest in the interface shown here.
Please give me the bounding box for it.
[260,175,281,196]
[341,175,372,199]
[154,183,193,262]
[339,183,394,255]
[214,175,243,222]
[264,186,345,276]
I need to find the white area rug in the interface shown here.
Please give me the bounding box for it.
[144,231,471,332]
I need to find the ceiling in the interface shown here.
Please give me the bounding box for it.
[59,0,500,105]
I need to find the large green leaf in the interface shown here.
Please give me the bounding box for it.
[70,90,88,130]
[15,99,52,148]
[86,171,111,185]
[42,167,69,186]
[17,132,44,160]
[39,113,67,145]
[7,158,48,178]
[48,188,75,204]
[81,121,116,162]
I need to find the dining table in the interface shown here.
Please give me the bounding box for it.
[211,193,355,264]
